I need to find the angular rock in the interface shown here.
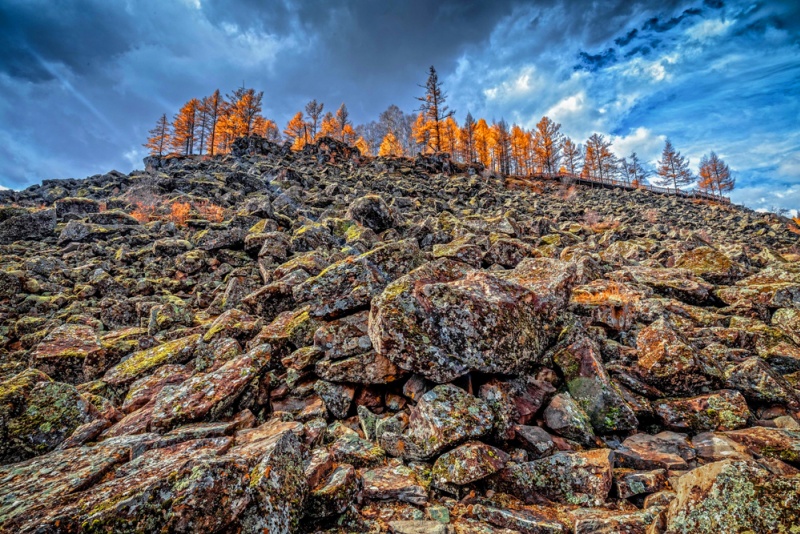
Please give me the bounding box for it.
[361,463,429,505]
[306,463,358,518]
[615,432,695,470]
[635,317,720,395]
[30,324,104,384]
[103,333,200,387]
[0,369,100,464]
[369,259,567,383]
[431,441,509,488]
[346,194,397,232]
[493,449,615,506]
[389,384,494,460]
[662,460,800,533]
[653,389,750,432]
[552,334,638,433]
[543,392,596,446]
[315,350,404,384]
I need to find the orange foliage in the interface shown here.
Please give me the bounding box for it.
[131,202,157,223]
[571,281,631,305]
[195,200,225,222]
[169,202,191,226]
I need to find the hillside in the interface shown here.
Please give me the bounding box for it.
[1,136,799,533]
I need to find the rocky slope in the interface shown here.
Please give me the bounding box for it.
[1,136,799,533]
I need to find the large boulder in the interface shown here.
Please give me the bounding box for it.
[380,384,494,460]
[294,239,425,319]
[346,194,397,233]
[0,208,56,245]
[660,460,800,533]
[0,369,101,464]
[369,258,575,383]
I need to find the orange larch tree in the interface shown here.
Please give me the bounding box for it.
[144,113,171,156]
[284,111,310,150]
[171,98,199,156]
[474,118,491,169]
[533,116,564,177]
[318,111,338,139]
[698,151,734,199]
[203,90,224,156]
[417,66,454,152]
[562,137,582,175]
[379,131,403,157]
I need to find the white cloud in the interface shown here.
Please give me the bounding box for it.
[686,18,733,41]
[611,127,666,164]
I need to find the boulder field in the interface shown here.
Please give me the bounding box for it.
[1,136,799,533]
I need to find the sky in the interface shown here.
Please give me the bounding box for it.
[0,0,798,212]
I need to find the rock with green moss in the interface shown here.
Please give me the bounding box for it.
[614,266,713,305]
[151,346,271,430]
[724,357,800,406]
[543,392,596,446]
[385,384,494,461]
[0,208,56,245]
[346,194,397,233]
[661,459,800,533]
[361,463,429,505]
[431,441,509,488]
[721,426,800,465]
[635,317,721,395]
[673,246,743,284]
[102,333,200,387]
[552,333,638,434]
[241,269,308,321]
[121,363,191,414]
[293,238,425,319]
[202,308,262,343]
[0,369,101,464]
[30,324,104,384]
[654,389,750,432]
[306,463,358,518]
[492,448,614,506]
[369,258,567,383]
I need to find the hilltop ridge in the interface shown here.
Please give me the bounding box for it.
[0,135,799,533]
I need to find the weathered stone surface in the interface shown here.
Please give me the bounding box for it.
[0,208,56,246]
[635,317,721,395]
[721,426,800,464]
[347,194,397,232]
[384,384,494,460]
[329,433,386,467]
[0,369,100,464]
[294,239,424,318]
[151,347,270,430]
[361,463,429,505]
[306,463,358,518]
[543,392,596,446]
[31,324,104,384]
[552,333,638,433]
[313,310,372,359]
[369,259,568,383]
[653,389,750,432]
[103,333,200,386]
[661,460,800,533]
[613,468,668,499]
[315,349,404,384]
[615,432,695,470]
[431,441,509,488]
[493,449,614,506]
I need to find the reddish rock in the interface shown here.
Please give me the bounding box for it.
[653,390,750,432]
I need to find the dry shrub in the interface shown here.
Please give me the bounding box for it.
[98,202,107,212]
[195,200,225,222]
[131,202,157,223]
[169,202,191,226]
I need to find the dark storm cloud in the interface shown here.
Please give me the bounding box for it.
[1,0,799,213]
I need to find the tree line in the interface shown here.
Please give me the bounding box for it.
[145,66,734,199]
